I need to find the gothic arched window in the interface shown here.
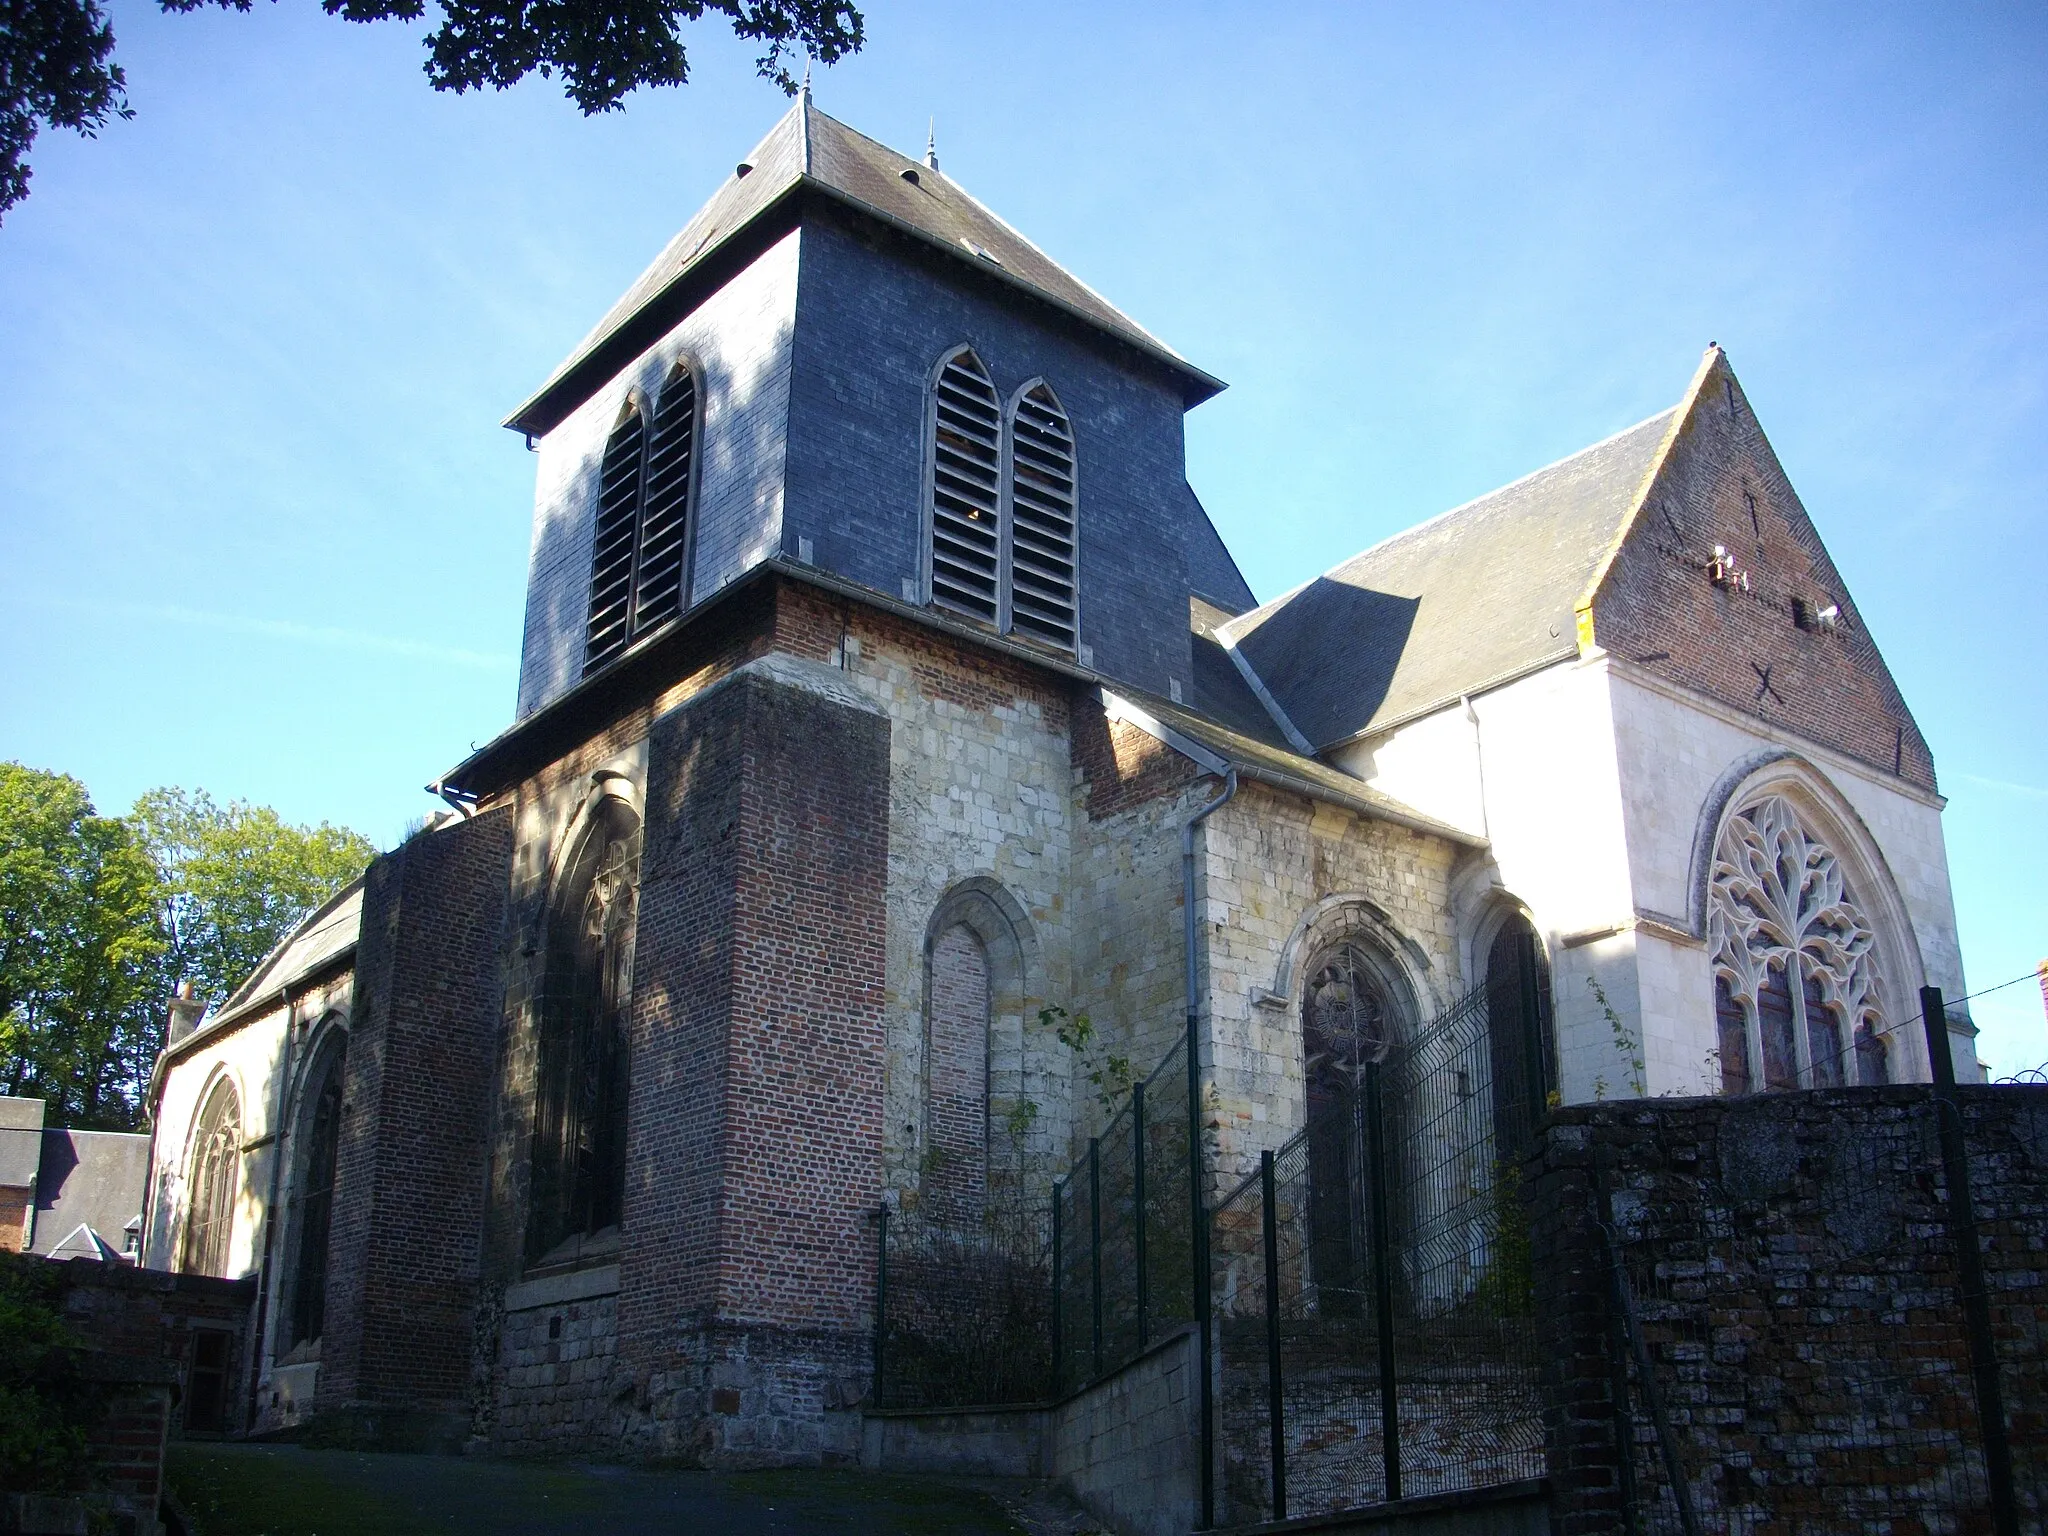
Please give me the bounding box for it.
[286,1037,345,1348]
[583,365,700,675]
[925,922,991,1225]
[1707,795,1888,1093]
[1300,941,1406,1316]
[529,795,640,1264]
[182,1080,241,1277]
[1006,383,1077,650]
[928,348,1003,625]
[1484,914,1555,1155]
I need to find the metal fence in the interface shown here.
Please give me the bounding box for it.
[1053,1028,1197,1393]
[1211,981,1547,1526]
[874,1023,1199,1412]
[872,1198,1054,1410]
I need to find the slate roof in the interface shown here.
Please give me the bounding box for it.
[1220,408,1679,750]
[508,96,1222,435]
[216,878,364,1019]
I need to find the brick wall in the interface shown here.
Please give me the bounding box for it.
[317,809,513,1442]
[1590,354,1935,793]
[535,653,892,1462]
[1528,1086,2048,1533]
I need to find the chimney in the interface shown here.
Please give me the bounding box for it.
[167,980,205,1046]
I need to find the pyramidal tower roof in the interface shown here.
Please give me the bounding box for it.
[507,98,1222,435]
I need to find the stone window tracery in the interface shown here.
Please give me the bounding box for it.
[1300,940,1407,1316]
[1707,794,1887,1093]
[287,1038,345,1348]
[182,1080,241,1278]
[529,796,639,1264]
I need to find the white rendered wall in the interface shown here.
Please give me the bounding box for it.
[1334,660,1649,1105]
[1334,654,1975,1103]
[1606,664,1974,1083]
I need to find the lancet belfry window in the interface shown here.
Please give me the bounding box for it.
[287,1040,345,1348]
[1708,795,1889,1094]
[1006,384,1078,649]
[529,796,639,1263]
[929,349,1004,623]
[182,1080,241,1278]
[584,364,700,675]
[925,349,1079,652]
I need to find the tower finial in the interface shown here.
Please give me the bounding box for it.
[799,57,812,102]
[924,117,939,171]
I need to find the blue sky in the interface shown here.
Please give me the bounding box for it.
[1,1,2042,1068]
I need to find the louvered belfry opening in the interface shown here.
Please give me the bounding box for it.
[1006,384,1078,649]
[633,366,697,633]
[584,402,645,671]
[582,368,698,677]
[929,349,1003,624]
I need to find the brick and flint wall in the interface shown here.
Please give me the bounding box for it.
[317,809,513,1443]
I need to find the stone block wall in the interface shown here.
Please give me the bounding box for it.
[1527,1086,2048,1534]
[1203,784,1463,1187]
[318,809,513,1443]
[1049,1327,1200,1536]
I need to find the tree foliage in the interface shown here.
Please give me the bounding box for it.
[0,764,162,1130]
[1,0,862,221]
[129,788,374,1014]
[0,765,374,1130]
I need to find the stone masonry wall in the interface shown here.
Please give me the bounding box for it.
[1529,1086,2048,1535]
[1203,784,1465,1189]
[1050,1327,1201,1536]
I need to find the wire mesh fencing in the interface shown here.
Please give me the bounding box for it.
[872,1198,1054,1411]
[1053,1028,1198,1394]
[1212,982,1546,1526]
[876,1024,1200,1412]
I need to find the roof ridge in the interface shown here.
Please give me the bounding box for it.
[1219,405,1681,642]
[1329,406,1680,571]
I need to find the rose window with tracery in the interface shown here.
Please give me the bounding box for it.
[1707,795,1889,1094]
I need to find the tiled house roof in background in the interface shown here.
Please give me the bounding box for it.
[1220,408,1679,750]
[508,98,1222,435]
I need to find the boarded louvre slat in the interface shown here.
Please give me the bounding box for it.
[929,351,1001,622]
[1006,386,1076,648]
[633,369,696,633]
[583,406,645,673]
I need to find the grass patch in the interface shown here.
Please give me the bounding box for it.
[723,1469,1026,1534]
[167,1444,407,1536]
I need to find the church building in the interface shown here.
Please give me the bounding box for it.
[138,93,1977,1466]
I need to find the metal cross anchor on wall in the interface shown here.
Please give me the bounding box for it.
[1752,660,1785,708]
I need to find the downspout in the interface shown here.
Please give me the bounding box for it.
[1182,766,1236,1530]
[1183,769,1239,1034]
[245,986,297,1429]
